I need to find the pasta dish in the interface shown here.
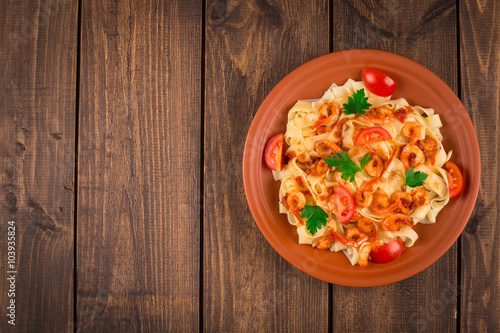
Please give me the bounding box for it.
[264,70,463,266]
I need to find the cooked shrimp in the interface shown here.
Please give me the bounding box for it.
[316,229,335,250]
[380,147,400,180]
[314,140,341,158]
[402,122,422,145]
[382,213,412,231]
[357,217,379,241]
[343,227,369,247]
[286,191,306,211]
[392,191,413,214]
[363,152,384,177]
[366,106,394,124]
[400,144,425,171]
[370,193,396,216]
[358,244,372,267]
[313,102,339,127]
[317,227,369,249]
[308,159,329,176]
[417,135,438,164]
[355,177,380,208]
[283,191,306,224]
[411,189,430,207]
[316,125,333,135]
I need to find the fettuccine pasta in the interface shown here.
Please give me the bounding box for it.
[272,78,456,266]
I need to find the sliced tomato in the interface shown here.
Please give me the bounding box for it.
[370,240,405,264]
[445,161,463,198]
[327,185,355,223]
[264,133,285,171]
[353,127,392,146]
[362,69,397,97]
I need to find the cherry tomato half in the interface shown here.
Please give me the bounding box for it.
[264,133,285,171]
[445,161,464,198]
[353,127,392,146]
[327,185,355,223]
[370,239,406,264]
[362,69,397,97]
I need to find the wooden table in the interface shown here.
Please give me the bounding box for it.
[0,0,498,332]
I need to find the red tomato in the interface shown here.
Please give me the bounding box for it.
[328,185,355,223]
[362,69,397,97]
[264,133,285,171]
[370,240,406,264]
[353,127,392,146]
[445,161,463,198]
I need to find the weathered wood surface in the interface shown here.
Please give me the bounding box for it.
[459,0,500,332]
[331,1,458,332]
[204,0,330,331]
[77,0,202,331]
[0,0,78,332]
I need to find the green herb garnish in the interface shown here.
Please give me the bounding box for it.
[324,151,373,182]
[301,205,329,235]
[405,167,428,187]
[342,88,372,116]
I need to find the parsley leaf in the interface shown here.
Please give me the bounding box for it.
[324,151,373,182]
[301,205,329,235]
[342,88,372,116]
[405,167,428,187]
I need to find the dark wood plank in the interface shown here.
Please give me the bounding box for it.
[204,0,329,331]
[331,1,458,332]
[77,0,201,331]
[459,0,500,331]
[0,0,77,331]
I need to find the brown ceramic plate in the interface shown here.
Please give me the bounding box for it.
[243,49,480,287]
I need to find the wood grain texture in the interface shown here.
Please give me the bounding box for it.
[204,0,330,331]
[331,1,458,332]
[77,0,201,331]
[459,0,500,331]
[0,0,77,331]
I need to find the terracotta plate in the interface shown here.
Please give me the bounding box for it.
[243,49,480,287]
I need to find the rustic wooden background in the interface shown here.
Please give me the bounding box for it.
[0,0,498,332]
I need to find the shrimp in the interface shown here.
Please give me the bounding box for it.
[380,147,400,180]
[363,151,384,177]
[357,217,379,241]
[316,125,333,135]
[365,106,394,124]
[370,193,396,216]
[314,140,341,158]
[283,191,306,224]
[402,122,422,145]
[355,177,380,208]
[382,213,412,231]
[313,102,339,127]
[358,244,372,267]
[400,144,425,171]
[308,159,329,176]
[411,189,430,207]
[316,229,335,250]
[317,227,369,249]
[342,227,369,247]
[392,191,413,214]
[417,135,438,164]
